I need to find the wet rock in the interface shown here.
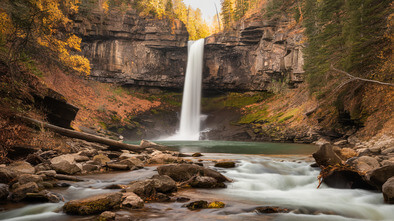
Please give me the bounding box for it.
[367,165,394,189]
[157,164,230,183]
[0,183,9,200]
[126,180,156,199]
[18,174,43,185]
[25,190,63,203]
[82,164,99,172]
[312,144,343,167]
[73,155,90,162]
[382,177,394,204]
[255,206,290,214]
[176,197,190,202]
[149,151,180,164]
[36,170,56,177]
[9,161,35,174]
[151,175,177,193]
[0,167,17,183]
[154,192,171,202]
[140,140,165,149]
[192,153,203,157]
[26,153,44,165]
[50,155,81,175]
[105,184,127,189]
[190,176,226,188]
[214,161,236,168]
[38,150,57,160]
[54,174,83,181]
[79,149,98,157]
[350,156,380,173]
[121,192,144,209]
[119,157,144,169]
[323,170,375,190]
[63,192,123,215]
[9,182,39,202]
[106,162,129,170]
[92,154,111,166]
[185,200,209,210]
[99,211,116,221]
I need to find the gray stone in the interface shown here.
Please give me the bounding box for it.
[151,175,177,193]
[9,161,35,174]
[190,176,225,188]
[99,211,116,221]
[367,165,394,189]
[18,174,43,185]
[0,183,9,200]
[0,167,17,183]
[351,156,380,173]
[157,164,230,183]
[10,182,39,202]
[121,192,144,209]
[312,144,343,167]
[63,192,123,215]
[382,177,394,204]
[50,155,81,175]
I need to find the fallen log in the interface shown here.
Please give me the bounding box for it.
[18,116,144,153]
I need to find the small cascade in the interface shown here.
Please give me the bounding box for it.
[169,38,205,140]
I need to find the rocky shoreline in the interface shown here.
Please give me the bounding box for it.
[0,137,392,220]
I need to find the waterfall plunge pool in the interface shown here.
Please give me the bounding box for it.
[1,141,393,221]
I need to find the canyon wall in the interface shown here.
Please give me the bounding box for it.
[75,10,305,91]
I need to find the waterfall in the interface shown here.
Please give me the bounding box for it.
[175,38,205,140]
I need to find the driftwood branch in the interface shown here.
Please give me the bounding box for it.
[330,65,394,87]
[19,116,144,152]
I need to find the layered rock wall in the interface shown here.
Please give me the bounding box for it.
[76,10,304,91]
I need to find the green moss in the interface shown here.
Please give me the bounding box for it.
[202,92,273,112]
[278,115,294,123]
[238,107,269,124]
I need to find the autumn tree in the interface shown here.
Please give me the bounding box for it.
[0,0,90,75]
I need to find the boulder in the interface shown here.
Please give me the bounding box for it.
[0,167,17,183]
[63,192,123,215]
[157,164,230,183]
[119,157,144,169]
[214,161,236,168]
[382,177,394,204]
[26,153,44,165]
[322,170,375,190]
[312,144,343,167]
[106,163,129,170]
[151,175,177,193]
[192,153,203,157]
[349,156,380,173]
[0,183,9,200]
[79,149,98,157]
[255,206,290,214]
[126,180,156,199]
[140,140,165,149]
[190,176,225,188]
[149,151,180,164]
[92,154,111,166]
[121,192,144,209]
[82,164,99,173]
[9,182,39,202]
[25,190,62,203]
[36,170,57,177]
[99,211,116,221]
[185,200,209,210]
[18,174,43,185]
[367,165,394,189]
[50,155,81,175]
[9,161,35,174]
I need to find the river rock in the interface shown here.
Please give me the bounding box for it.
[79,149,98,157]
[18,174,43,185]
[214,161,236,168]
[151,175,177,193]
[9,161,35,174]
[382,177,394,204]
[25,190,62,203]
[9,182,39,202]
[36,170,57,177]
[106,162,129,170]
[190,176,226,188]
[92,154,111,166]
[255,206,290,214]
[185,200,209,210]
[0,167,17,183]
[312,144,343,167]
[0,183,9,200]
[350,156,380,173]
[99,211,116,221]
[322,170,375,190]
[50,155,81,175]
[126,180,156,199]
[119,157,144,169]
[63,192,123,215]
[382,147,394,155]
[140,140,165,149]
[121,192,144,209]
[82,164,99,172]
[149,151,180,164]
[192,153,203,157]
[26,153,44,165]
[157,164,230,183]
[367,165,394,189]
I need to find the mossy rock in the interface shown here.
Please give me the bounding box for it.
[214,161,236,168]
[208,201,225,208]
[63,192,123,215]
[185,200,208,210]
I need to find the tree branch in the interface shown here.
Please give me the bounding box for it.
[330,65,394,87]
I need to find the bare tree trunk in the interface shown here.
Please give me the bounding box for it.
[19,116,145,152]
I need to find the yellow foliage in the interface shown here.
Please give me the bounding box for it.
[208,201,226,208]
[102,0,109,13]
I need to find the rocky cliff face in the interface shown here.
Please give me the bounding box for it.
[74,9,189,88]
[75,10,304,91]
[204,17,304,91]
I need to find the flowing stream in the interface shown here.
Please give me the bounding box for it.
[1,141,393,221]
